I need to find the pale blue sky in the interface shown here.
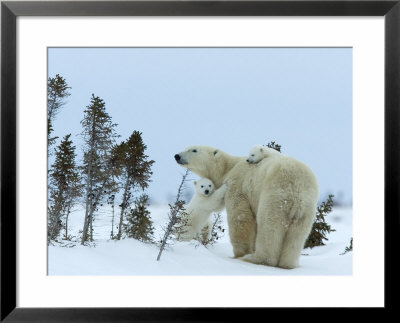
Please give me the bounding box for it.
[48,47,352,205]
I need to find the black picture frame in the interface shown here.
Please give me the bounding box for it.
[1,0,399,321]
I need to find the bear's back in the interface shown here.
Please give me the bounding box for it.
[226,155,318,209]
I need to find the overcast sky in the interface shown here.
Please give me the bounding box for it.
[48,47,352,205]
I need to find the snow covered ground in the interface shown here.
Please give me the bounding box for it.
[48,204,352,276]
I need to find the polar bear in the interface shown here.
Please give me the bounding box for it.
[178,178,227,242]
[174,146,319,269]
[246,144,281,164]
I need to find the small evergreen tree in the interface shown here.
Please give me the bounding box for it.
[304,194,336,249]
[48,134,82,243]
[111,131,155,240]
[200,213,225,246]
[157,170,190,261]
[47,74,71,151]
[265,141,282,153]
[124,194,154,243]
[80,94,119,245]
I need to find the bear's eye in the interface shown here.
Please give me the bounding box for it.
[209,185,211,187]
[192,149,197,153]
[251,154,255,157]
[201,185,204,188]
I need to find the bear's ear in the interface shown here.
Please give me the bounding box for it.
[259,147,263,152]
[213,150,218,156]
[193,180,197,186]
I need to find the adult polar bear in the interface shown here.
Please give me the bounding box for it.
[174,146,319,269]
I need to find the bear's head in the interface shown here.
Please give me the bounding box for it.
[246,145,265,164]
[193,178,215,197]
[174,145,237,186]
[174,146,221,176]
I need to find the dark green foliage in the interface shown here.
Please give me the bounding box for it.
[111,131,155,190]
[50,134,80,189]
[48,119,58,148]
[48,74,71,114]
[124,194,154,243]
[48,134,82,243]
[304,194,336,249]
[200,213,225,246]
[110,131,155,240]
[341,237,353,255]
[266,141,282,153]
[47,74,71,150]
[80,94,119,244]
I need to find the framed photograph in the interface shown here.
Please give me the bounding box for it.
[1,0,398,320]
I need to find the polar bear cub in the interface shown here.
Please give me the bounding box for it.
[178,178,227,241]
[246,144,281,164]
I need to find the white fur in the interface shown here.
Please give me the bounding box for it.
[246,144,281,163]
[178,178,227,241]
[175,145,319,269]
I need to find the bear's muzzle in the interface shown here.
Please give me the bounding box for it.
[174,154,187,165]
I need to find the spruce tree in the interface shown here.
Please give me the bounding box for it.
[111,131,154,240]
[304,194,336,249]
[80,94,119,245]
[266,141,282,153]
[48,134,82,243]
[47,74,71,150]
[124,194,154,243]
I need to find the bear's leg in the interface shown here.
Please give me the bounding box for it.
[241,200,288,267]
[226,200,256,258]
[278,211,315,269]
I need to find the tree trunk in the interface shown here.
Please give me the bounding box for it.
[110,199,115,239]
[116,179,130,240]
[89,213,93,241]
[64,200,72,240]
[81,116,95,245]
[81,188,92,244]
[82,182,105,244]
[48,191,64,243]
[81,162,93,244]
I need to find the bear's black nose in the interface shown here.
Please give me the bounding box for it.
[205,190,209,195]
[174,154,181,161]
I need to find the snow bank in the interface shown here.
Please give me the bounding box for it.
[48,205,352,276]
